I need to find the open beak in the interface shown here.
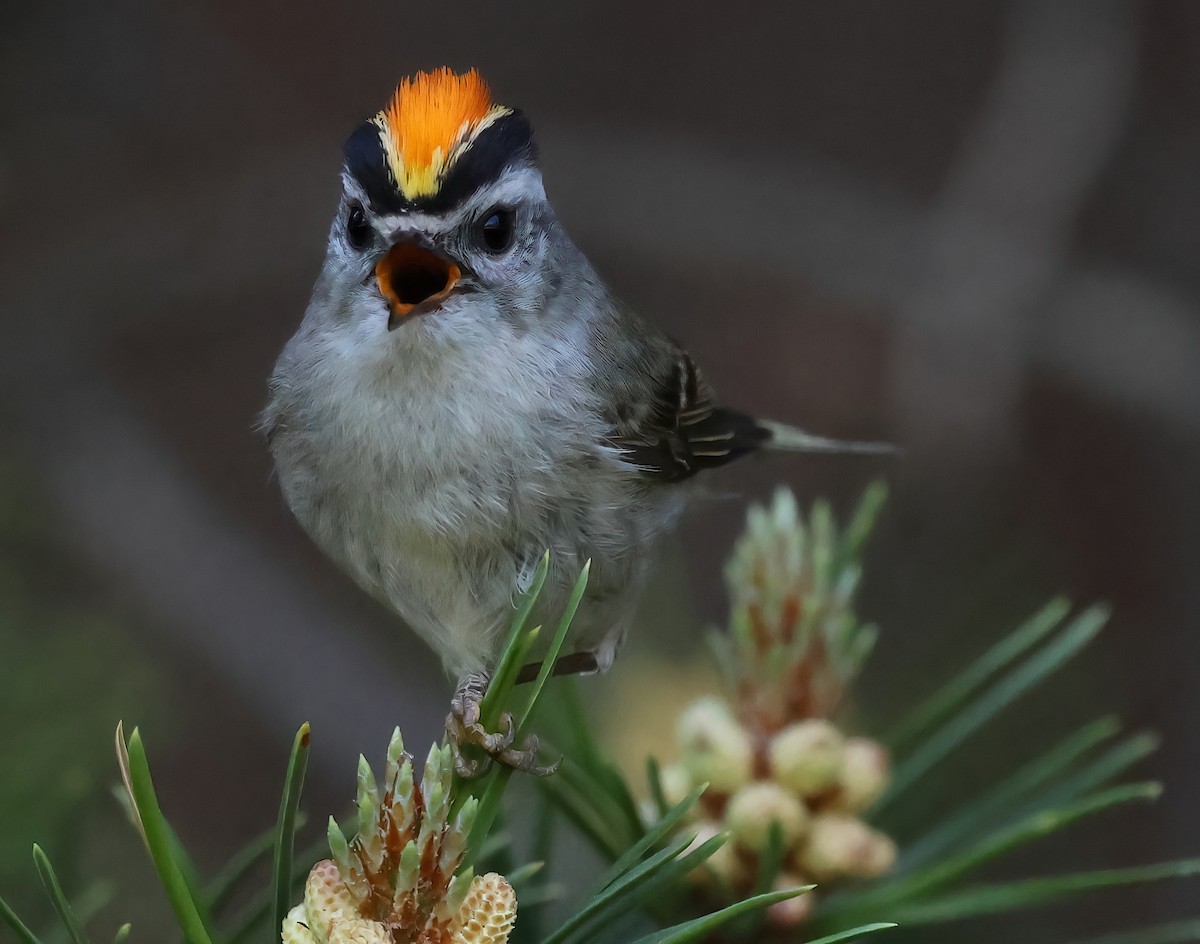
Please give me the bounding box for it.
[375,241,462,329]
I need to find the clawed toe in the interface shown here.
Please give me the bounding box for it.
[446,673,559,779]
[496,733,561,777]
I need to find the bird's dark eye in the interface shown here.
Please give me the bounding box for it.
[346,204,373,251]
[478,207,514,254]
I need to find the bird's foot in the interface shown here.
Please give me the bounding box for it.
[446,671,560,779]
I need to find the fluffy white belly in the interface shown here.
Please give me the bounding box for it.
[267,313,682,677]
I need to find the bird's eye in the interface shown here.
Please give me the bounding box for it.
[478,207,515,254]
[346,203,373,251]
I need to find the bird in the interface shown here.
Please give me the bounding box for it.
[262,68,888,776]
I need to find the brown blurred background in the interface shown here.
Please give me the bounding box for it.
[2,1,1198,940]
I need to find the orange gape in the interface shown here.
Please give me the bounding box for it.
[374,69,507,199]
[375,243,462,327]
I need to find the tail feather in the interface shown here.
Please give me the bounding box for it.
[758,420,897,456]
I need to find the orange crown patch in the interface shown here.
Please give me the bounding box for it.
[371,68,511,200]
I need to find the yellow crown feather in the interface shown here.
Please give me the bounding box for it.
[371,68,512,200]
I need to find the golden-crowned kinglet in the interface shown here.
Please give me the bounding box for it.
[263,69,887,775]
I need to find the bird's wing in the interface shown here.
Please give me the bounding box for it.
[610,349,769,482]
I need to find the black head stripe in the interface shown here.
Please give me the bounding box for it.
[343,121,406,214]
[433,110,537,210]
[341,110,537,214]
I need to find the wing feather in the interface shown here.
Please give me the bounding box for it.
[611,350,769,482]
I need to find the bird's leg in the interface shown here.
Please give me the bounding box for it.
[515,650,600,685]
[446,671,560,779]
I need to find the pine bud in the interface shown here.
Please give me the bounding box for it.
[686,820,746,888]
[860,831,898,878]
[766,873,816,929]
[725,781,810,851]
[449,873,516,944]
[659,762,695,810]
[795,813,892,881]
[832,738,890,813]
[677,697,754,794]
[768,720,846,796]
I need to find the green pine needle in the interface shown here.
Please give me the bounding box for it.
[538,762,637,862]
[1064,919,1200,944]
[480,552,550,734]
[204,820,293,912]
[543,682,646,851]
[1039,731,1162,807]
[0,891,43,944]
[542,834,700,944]
[556,757,644,852]
[878,603,1109,817]
[219,832,325,944]
[722,822,788,941]
[271,723,311,935]
[884,598,1072,755]
[594,783,708,895]
[798,924,899,944]
[882,859,1200,924]
[119,726,216,944]
[646,757,670,819]
[31,845,89,944]
[836,481,889,572]
[911,780,1162,893]
[897,716,1123,871]
[517,560,591,741]
[824,782,1163,924]
[632,906,890,944]
[506,861,545,887]
[463,557,591,867]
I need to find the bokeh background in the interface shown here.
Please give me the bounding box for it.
[2,1,1198,940]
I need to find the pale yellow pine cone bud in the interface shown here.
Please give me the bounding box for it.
[684,820,746,888]
[768,720,846,797]
[283,860,519,944]
[860,831,898,878]
[449,872,517,944]
[328,920,393,944]
[282,860,361,944]
[659,762,695,809]
[766,873,816,929]
[725,781,810,851]
[677,697,753,794]
[282,909,391,944]
[795,813,894,881]
[281,906,318,944]
[832,738,890,813]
